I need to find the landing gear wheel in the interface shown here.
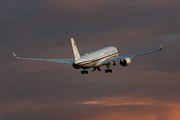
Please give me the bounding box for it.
[81,71,84,74]
[85,71,88,74]
[109,69,112,73]
[81,70,88,74]
[113,63,116,66]
[105,69,112,73]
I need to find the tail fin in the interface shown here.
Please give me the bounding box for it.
[71,38,81,60]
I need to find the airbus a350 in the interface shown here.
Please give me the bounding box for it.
[13,38,162,74]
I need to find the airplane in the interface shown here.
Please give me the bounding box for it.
[13,38,162,74]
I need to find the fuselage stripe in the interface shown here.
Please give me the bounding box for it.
[78,52,118,66]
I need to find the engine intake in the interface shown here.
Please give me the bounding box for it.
[120,58,131,66]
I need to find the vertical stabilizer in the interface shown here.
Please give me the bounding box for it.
[71,38,81,60]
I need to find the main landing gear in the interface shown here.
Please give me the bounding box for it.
[105,69,112,73]
[105,62,112,73]
[81,69,88,74]
[113,61,116,66]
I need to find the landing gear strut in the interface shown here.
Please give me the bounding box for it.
[113,61,116,66]
[81,69,88,74]
[105,63,112,73]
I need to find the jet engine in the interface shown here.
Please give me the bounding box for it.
[120,58,131,66]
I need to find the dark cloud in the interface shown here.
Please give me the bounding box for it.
[1,0,180,120]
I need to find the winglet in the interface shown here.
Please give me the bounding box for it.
[155,44,162,52]
[12,52,18,58]
[159,44,162,51]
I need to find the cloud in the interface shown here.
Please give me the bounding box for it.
[76,96,180,120]
[76,96,157,106]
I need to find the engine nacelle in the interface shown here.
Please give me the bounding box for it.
[120,57,131,66]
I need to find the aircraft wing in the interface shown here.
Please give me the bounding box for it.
[103,44,162,64]
[12,52,75,64]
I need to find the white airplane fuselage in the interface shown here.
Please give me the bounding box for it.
[73,46,118,69]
